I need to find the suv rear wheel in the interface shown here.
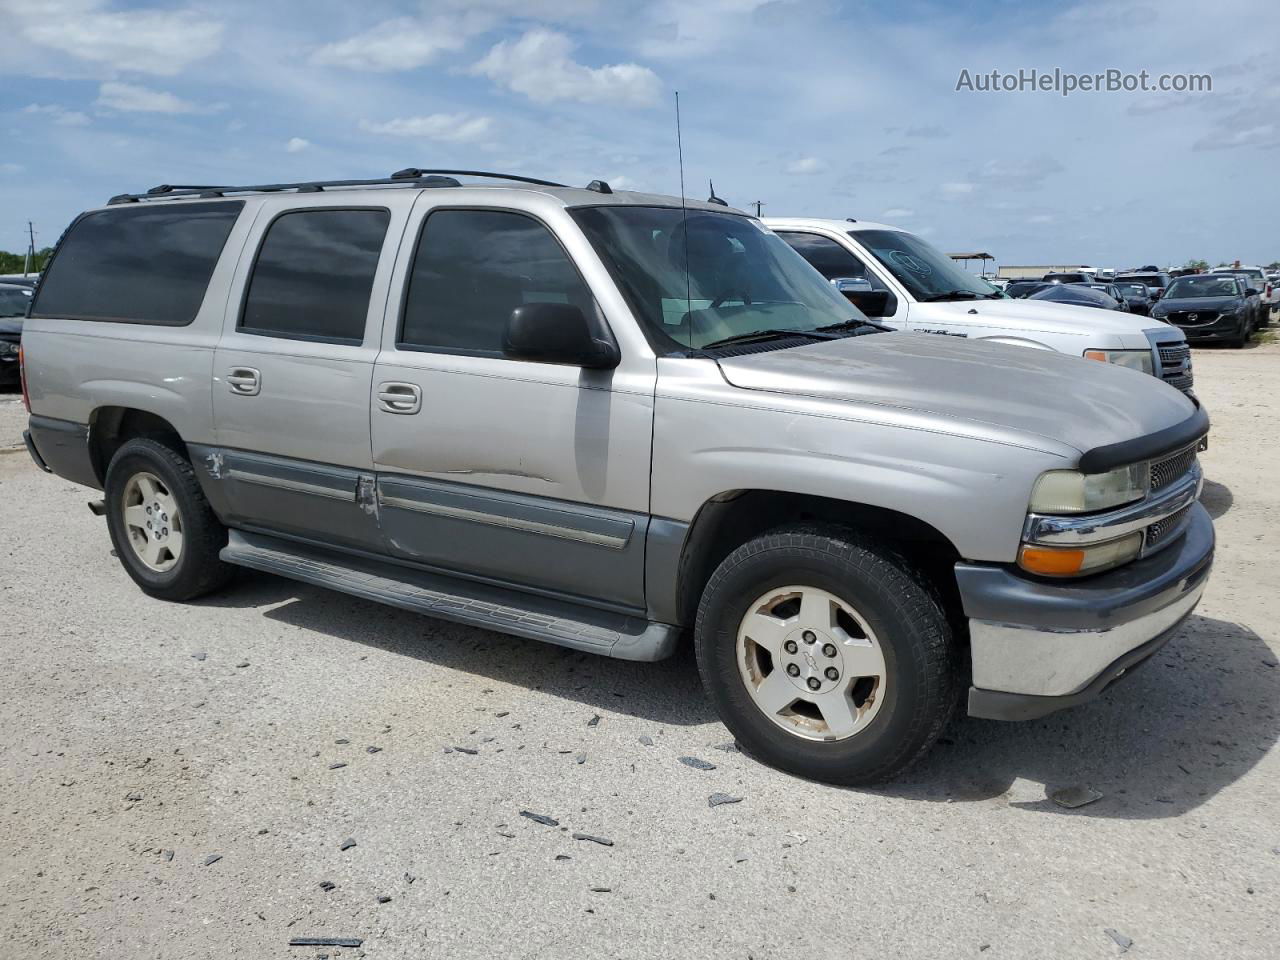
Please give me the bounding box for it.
[694,526,957,785]
[104,438,235,601]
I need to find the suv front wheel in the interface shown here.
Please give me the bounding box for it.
[694,526,957,785]
[104,438,235,602]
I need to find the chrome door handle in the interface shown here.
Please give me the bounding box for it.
[226,367,260,396]
[377,382,422,415]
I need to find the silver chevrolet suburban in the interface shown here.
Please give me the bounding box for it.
[19,170,1214,784]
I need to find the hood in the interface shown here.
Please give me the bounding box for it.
[927,297,1158,338]
[1155,296,1241,314]
[716,331,1196,457]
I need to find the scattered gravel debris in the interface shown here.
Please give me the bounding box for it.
[520,810,559,827]
[587,714,601,727]
[453,746,479,755]
[679,756,715,771]
[495,711,510,718]
[1049,785,1103,809]
[639,735,654,746]
[125,792,142,801]
[328,762,347,770]
[162,850,174,862]
[236,662,250,668]
[366,746,382,754]
[573,833,614,847]
[590,886,612,893]
[708,793,743,808]
[202,854,222,867]
[555,854,572,861]
[335,739,349,745]
[575,753,587,764]
[1104,928,1133,953]
[376,895,391,904]
[338,839,356,851]
[191,652,206,661]
[404,872,416,884]
[318,881,335,892]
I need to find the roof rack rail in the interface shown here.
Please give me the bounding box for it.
[107,169,567,205]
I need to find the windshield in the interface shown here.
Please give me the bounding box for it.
[1119,274,1165,288]
[1166,275,1240,298]
[1118,284,1148,296]
[0,287,31,318]
[571,206,865,351]
[851,229,1002,300]
[1214,268,1263,281]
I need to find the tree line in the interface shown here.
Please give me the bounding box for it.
[0,248,54,275]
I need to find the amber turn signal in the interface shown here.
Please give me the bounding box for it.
[1018,545,1086,576]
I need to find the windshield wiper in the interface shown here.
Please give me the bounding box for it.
[919,290,982,302]
[700,328,838,350]
[814,319,891,335]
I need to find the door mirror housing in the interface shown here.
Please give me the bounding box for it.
[503,302,620,369]
[830,277,892,316]
[1245,287,1260,297]
[831,276,873,294]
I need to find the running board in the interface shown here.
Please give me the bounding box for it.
[220,530,678,662]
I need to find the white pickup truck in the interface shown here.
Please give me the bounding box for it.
[767,218,1193,394]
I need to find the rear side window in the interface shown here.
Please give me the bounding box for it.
[240,208,390,344]
[30,201,243,324]
[399,209,594,357]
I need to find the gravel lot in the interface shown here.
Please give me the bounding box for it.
[1,344,1277,960]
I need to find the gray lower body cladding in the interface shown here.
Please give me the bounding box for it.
[25,416,98,489]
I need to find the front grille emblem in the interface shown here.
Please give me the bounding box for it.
[1187,314,1198,322]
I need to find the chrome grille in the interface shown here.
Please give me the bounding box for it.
[1150,445,1197,491]
[1155,341,1193,393]
[1145,504,1190,550]
[1166,312,1216,327]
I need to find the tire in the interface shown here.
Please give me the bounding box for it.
[104,437,235,601]
[1230,322,1249,348]
[694,526,957,785]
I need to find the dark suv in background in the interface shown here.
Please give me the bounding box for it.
[1116,271,1173,302]
[0,282,32,386]
[1152,274,1257,347]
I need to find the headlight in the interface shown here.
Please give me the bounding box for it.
[1018,531,1143,577]
[1030,463,1149,514]
[1083,348,1154,374]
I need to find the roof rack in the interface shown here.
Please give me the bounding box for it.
[107,169,570,205]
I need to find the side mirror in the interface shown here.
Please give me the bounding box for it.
[832,277,873,294]
[1151,289,1163,300]
[503,302,620,369]
[842,289,892,317]
[1245,288,1260,297]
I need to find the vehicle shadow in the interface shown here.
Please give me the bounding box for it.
[197,571,717,727]
[200,578,1276,818]
[873,615,1278,819]
[1200,478,1233,519]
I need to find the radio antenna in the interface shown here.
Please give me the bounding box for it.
[675,90,692,343]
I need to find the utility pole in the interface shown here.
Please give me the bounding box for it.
[24,221,36,276]
[752,200,764,217]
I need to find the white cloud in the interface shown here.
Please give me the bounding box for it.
[312,16,475,72]
[1193,123,1279,151]
[359,113,493,143]
[95,81,200,114]
[0,162,23,174]
[786,156,827,175]
[22,103,90,126]
[11,0,223,76]
[473,29,661,106]
[286,137,311,153]
[941,182,975,194]
[881,207,914,219]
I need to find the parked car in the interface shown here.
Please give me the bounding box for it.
[0,274,38,288]
[1116,271,1173,301]
[1042,271,1095,284]
[769,218,1194,393]
[1004,279,1052,299]
[21,172,1213,785]
[1115,282,1155,315]
[1153,274,1257,347]
[1080,282,1132,310]
[1029,283,1128,311]
[0,282,32,386]
[1210,266,1271,327]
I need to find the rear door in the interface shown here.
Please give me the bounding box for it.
[369,200,655,610]
[211,195,411,552]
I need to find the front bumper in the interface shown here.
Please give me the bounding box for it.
[1157,313,1245,342]
[957,502,1214,721]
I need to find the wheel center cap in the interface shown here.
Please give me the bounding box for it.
[780,627,844,694]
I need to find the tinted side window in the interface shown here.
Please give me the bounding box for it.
[400,210,594,356]
[31,201,243,324]
[777,232,887,289]
[241,208,390,343]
